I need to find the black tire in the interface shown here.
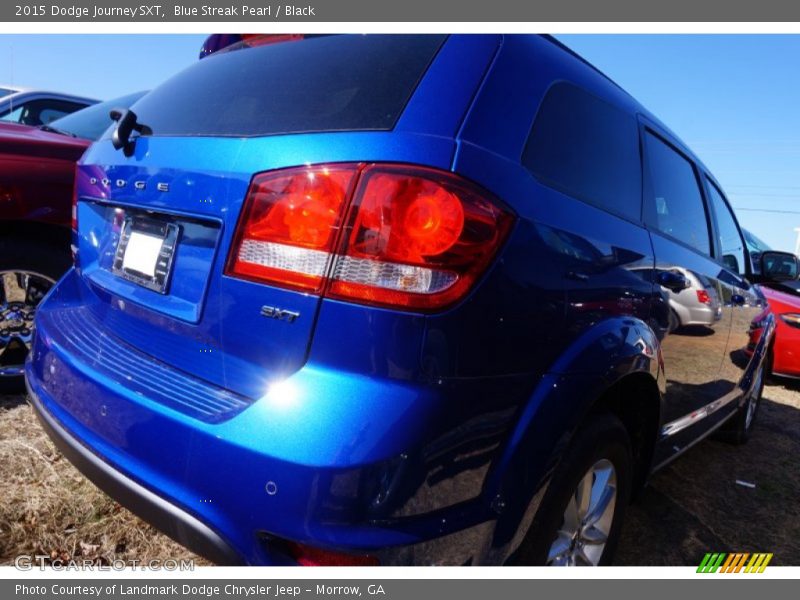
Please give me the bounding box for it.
[513,414,633,566]
[715,357,766,445]
[668,308,681,333]
[0,235,71,394]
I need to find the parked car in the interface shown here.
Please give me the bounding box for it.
[27,35,773,566]
[0,86,98,126]
[742,230,800,378]
[747,286,800,378]
[743,228,772,275]
[199,34,312,59]
[657,266,723,329]
[0,92,145,391]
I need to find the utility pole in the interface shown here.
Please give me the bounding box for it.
[794,227,800,256]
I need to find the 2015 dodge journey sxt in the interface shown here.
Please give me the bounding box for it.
[26,34,775,566]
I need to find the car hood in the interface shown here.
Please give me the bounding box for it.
[0,121,90,161]
[760,283,800,309]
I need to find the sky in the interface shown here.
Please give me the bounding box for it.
[0,34,205,99]
[1,33,798,253]
[557,35,800,254]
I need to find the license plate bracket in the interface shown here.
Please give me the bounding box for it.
[112,217,180,294]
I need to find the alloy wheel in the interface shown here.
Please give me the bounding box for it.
[745,363,764,431]
[0,270,55,378]
[547,458,617,566]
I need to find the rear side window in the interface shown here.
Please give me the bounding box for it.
[706,178,746,275]
[0,99,86,125]
[125,35,446,137]
[643,131,711,255]
[522,83,642,221]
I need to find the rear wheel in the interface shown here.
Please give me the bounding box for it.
[0,237,70,394]
[514,414,632,566]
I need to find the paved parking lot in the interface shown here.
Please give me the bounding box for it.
[1,378,798,566]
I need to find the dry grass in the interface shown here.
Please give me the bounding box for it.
[616,380,800,566]
[0,396,206,566]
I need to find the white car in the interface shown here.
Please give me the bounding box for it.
[661,266,724,329]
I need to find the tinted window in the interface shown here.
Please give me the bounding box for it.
[49,91,147,141]
[39,107,71,123]
[124,35,445,137]
[522,83,642,220]
[644,132,710,255]
[706,179,746,275]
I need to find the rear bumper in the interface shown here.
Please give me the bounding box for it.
[26,382,242,565]
[25,271,532,565]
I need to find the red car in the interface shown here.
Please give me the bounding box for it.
[748,284,800,378]
[0,92,144,391]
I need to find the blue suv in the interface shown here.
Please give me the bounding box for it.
[26,35,774,566]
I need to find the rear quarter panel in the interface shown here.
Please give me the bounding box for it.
[448,35,663,554]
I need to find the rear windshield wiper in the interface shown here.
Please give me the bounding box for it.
[38,124,78,138]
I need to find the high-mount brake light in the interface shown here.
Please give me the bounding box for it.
[226,163,514,312]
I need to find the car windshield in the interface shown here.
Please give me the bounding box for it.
[743,229,772,252]
[45,91,147,141]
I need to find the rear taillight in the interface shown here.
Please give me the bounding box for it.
[71,164,79,263]
[226,163,514,312]
[696,290,711,304]
[227,165,357,293]
[71,164,79,233]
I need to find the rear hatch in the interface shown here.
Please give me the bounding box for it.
[72,34,472,401]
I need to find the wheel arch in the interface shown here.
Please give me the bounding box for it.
[482,316,664,563]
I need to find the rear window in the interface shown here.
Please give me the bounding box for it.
[522,83,642,221]
[125,35,446,138]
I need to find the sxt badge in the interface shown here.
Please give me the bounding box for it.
[260,306,300,323]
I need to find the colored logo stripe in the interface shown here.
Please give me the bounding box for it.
[745,553,773,573]
[697,552,773,573]
[697,553,726,573]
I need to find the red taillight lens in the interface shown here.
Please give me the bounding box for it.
[285,541,379,567]
[71,164,79,233]
[226,163,514,312]
[226,166,358,293]
[696,289,711,304]
[329,165,513,310]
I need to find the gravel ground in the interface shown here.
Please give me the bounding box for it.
[1,378,798,566]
